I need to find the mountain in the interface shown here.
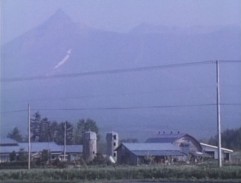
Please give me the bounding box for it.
[130,23,241,35]
[1,10,241,141]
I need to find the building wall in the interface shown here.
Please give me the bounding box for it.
[202,146,232,161]
[83,131,97,162]
[116,145,138,165]
[106,131,118,162]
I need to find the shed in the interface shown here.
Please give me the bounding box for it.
[200,143,233,162]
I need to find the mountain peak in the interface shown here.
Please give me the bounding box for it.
[44,9,72,26]
[53,9,69,18]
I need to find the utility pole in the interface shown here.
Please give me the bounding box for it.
[64,121,66,161]
[28,104,31,170]
[216,60,222,167]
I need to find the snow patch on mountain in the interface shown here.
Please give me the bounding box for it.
[53,49,72,70]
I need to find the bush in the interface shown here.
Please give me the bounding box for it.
[0,165,241,181]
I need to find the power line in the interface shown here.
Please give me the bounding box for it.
[2,60,240,83]
[33,104,215,111]
[1,60,216,82]
[1,103,240,114]
[0,109,28,113]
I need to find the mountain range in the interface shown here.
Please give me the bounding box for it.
[1,9,241,141]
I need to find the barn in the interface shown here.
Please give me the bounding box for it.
[116,143,187,165]
[146,132,203,156]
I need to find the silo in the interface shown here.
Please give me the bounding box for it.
[83,131,97,162]
[106,131,119,162]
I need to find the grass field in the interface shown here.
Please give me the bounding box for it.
[0,165,241,182]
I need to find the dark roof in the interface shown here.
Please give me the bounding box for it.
[0,138,18,146]
[146,133,186,143]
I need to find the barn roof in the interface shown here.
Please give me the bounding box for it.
[118,143,186,157]
[122,143,180,151]
[146,133,202,151]
[0,145,20,154]
[200,143,233,153]
[146,133,186,143]
[0,138,18,146]
[0,141,83,154]
[19,142,62,153]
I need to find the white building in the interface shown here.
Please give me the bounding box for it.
[200,143,233,162]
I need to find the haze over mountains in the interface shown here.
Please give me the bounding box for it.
[1,10,241,141]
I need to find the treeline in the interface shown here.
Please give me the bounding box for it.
[208,126,241,150]
[7,112,99,145]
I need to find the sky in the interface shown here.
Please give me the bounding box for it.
[0,0,241,140]
[1,0,241,44]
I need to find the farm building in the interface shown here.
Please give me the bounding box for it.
[116,143,187,165]
[116,132,234,165]
[200,143,233,162]
[0,138,82,163]
[146,132,203,155]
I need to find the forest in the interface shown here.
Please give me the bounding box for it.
[7,112,241,151]
[7,112,99,145]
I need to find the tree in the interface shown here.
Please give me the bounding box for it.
[31,112,41,142]
[7,127,23,142]
[74,118,99,144]
[9,151,17,162]
[56,121,74,145]
[17,148,27,162]
[208,126,241,150]
[49,121,59,142]
[39,117,51,142]
[41,149,50,164]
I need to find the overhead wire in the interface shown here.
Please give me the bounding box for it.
[1,103,241,114]
[1,60,216,82]
[1,60,241,83]
[1,60,240,116]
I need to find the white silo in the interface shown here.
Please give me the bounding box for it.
[83,131,97,162]
[106,131,119,162]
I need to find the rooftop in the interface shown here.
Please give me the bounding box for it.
[146,133,186,143]
[120,143,186,157]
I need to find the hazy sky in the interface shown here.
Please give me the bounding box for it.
[1,0,241,43]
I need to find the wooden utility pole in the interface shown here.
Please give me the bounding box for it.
[28,104,31,170]
[216,60,222,167]
[64,121,66,161]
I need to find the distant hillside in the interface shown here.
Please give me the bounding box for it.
[1,10,241,140]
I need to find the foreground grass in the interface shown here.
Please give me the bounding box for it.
[0,165,241,182]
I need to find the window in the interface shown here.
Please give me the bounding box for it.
[113,135,117,140]
[113,142,116,146]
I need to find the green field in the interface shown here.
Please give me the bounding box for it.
[0,165,241,183]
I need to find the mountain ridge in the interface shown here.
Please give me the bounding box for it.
[1,10,240,140]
